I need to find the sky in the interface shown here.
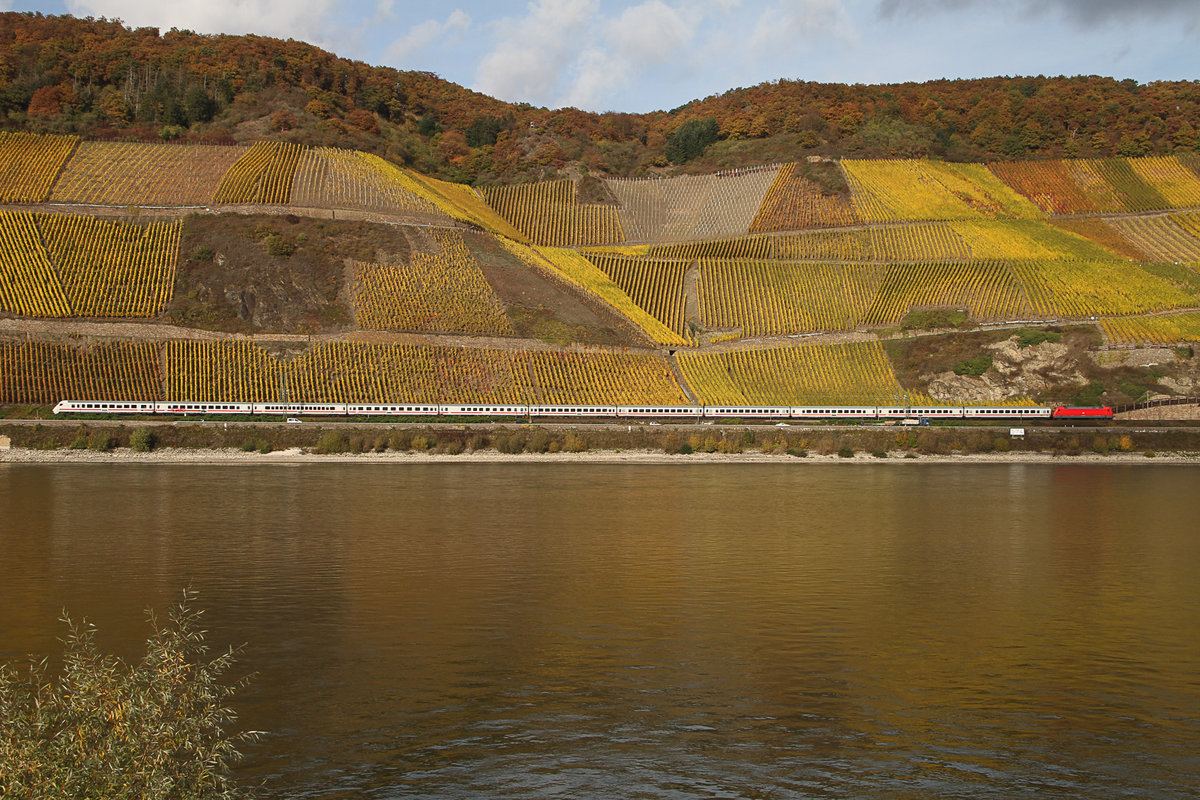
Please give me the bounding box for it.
[6,0,1200,113]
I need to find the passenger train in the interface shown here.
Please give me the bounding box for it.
[52,400,1114,420]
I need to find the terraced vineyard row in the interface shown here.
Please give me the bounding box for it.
[164,341,685,405]
[350,229,513,335]
[0,132,79,203]
[989,156,1200,215]
[649,220,1120,263]
[0,211,71,316]
[699,260,883,336]
[649,222,972,262]
[1102,313,1200,345]
[1105,215,1200,263]
[844,159,1042,223]
[0,211,179,318]
[49,142,242,206]
[0,340,162,404]
[479,180,624,247]
[4,337,938,408]
[605,166,780,243]
[1014,260,1197,318]
[749,162,859,231]
[696,258,1030,335]
[291,148,443,215]
[586,254,690,339]
[678,341,916,406]
[688,256,1195,337]
[527,350,687,405]
[498,239,689,345]
[862,262,1029,324]
[212,141,303,204]
[40,215,180,317]
[2,338,694,406]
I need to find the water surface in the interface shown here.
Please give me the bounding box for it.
[1,463,1198,798]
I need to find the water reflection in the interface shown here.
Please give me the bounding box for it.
[1,463,1198,798]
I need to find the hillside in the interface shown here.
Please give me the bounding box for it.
[3,13,1200,187]
[2,125,1200,413]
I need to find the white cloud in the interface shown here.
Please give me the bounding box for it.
[64,0,341,43]
[608,1,696,63]
[557,1,698,109]
[563,46,630,110]
[750,0,856,51]
[476,0,599,104]
[387,10,471,64]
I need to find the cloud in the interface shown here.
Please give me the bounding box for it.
[387,10,471,64]
[64,0,341,43]
[478,0,704,110]
[751,0,856,51]
[608,1,697,63]
[876,0,1200,30]
[563,46,630,110]
[475,0,600,104]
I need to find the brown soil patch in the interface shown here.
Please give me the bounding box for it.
[465,231,647,347]
[167,213,413,334]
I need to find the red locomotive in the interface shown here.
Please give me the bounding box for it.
[1052,406,1114,419]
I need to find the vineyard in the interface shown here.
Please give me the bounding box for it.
[949,220,1119,261]
[498,239,689,345]
[0,212,179,318]
[40,214,180,317]
[350,229,514,335]
[290,148,444,216]
[988,161,1096,215]
[585,254,690,339]
[1101,313,1200,345]
[1014,259,1197,318]
[391,169,528,241]
[843,159,1042,222]
[10,135,1200,414]
[159,340,685,405]
[526,350,688,405]
[49,142,243,206]
[605,166,780,243]
[212,141,303,204]
[1104,216,1200,263]
[699,260,883,336]
[989,156,1200,215]
[862,261,1030,325]
[1169,211,1200,245]
[1129,156,1200,208]
[0,211,71,316]
[678,341,917,406]
[1048,218,1151,261]
[479,180,624,247]
[0,132,79,203]
[749,162,859,231]
[0,339,162,404]
[648,222,971,262]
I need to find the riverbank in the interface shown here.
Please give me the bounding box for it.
[3,446,1199,465]
[5,421,1200,462]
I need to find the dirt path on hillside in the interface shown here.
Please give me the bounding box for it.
[11,201,472,231]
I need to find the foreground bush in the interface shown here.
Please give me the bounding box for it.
[0,591,258,800]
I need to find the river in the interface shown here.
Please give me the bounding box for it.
[2,463,1198,798]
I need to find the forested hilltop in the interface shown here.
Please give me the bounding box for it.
[2,12,1199,187]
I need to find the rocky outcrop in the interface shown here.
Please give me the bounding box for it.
[924,337,1086,404]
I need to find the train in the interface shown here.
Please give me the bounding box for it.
[51,400,1114,421]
